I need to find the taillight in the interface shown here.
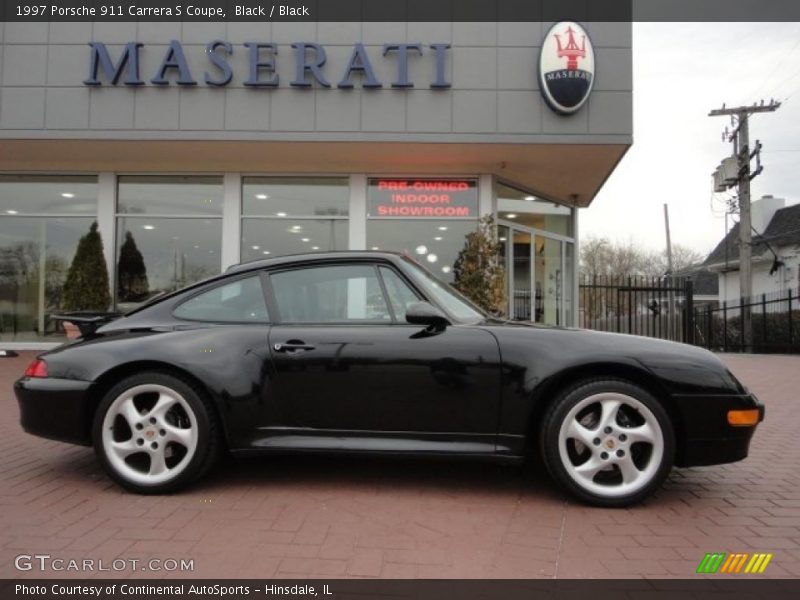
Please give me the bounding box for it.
[24,359,48,378]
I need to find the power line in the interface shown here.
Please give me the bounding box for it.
[746,24,800,102]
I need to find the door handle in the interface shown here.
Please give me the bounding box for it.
[273,342,316,352]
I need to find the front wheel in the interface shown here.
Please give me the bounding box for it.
[540,379,675,507]
[93,372,219,494]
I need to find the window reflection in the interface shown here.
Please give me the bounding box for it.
[241,219,347,263]
[0,176,98,341]
[0,217,95,341]
[366,220,476,283]
[0,175,97,215]
[241,177,349,262]
[115,218,221,309]
[243,177,348,217]
[117,176,223,215]
[116,177,223,309]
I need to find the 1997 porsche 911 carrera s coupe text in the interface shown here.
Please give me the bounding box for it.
[15,252,764,506]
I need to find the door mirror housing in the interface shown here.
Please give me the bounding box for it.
[405,302,449,330]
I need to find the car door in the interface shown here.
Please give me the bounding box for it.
[261,261,502,448]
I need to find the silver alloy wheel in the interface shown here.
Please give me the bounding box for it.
[557,392,664,498]
[101,384,199,486]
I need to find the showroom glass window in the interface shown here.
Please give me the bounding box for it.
[116,176,223,310]
[365,178,478,283]
[241,177,349,263]
[0,176,97,341]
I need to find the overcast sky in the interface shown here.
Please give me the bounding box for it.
[579,22,800,257]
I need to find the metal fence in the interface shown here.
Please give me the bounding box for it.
[693,289,798,354]
[579,275,694,343]
[579,275,799,354]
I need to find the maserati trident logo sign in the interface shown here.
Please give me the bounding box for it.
[539,21,595,115]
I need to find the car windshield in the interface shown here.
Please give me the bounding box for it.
[400,256,487,323]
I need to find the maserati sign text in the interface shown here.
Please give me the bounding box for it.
[83,40,452,89]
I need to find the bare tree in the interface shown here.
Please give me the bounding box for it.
[580,236,705,279]
[579,236,706,321]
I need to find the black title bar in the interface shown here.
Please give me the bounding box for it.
[3,0,800,22]
[4,579,800,600]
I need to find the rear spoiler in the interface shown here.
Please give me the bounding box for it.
[50,312,123,337]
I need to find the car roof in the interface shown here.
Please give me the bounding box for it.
[225,250,407,274]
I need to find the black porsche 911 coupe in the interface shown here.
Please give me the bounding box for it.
[16,252,763,506]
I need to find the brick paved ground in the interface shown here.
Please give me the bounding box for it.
[0,351,797,579]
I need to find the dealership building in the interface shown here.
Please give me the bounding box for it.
[0,20,632,346]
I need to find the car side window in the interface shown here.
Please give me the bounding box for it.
[271,265,391,323]
[379,267,422,322]
[173,275,269,323]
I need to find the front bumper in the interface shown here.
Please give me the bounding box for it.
[673,392,765,468]
[15,377,95,446]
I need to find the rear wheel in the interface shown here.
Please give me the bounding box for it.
[540,379,674,507]
[93,372,219,494]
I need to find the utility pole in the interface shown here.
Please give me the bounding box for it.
[663,203,673,275]
[664,203,675,325]
[709,100,780,351]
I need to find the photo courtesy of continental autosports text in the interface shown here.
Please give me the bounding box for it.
[1,1,800,599]
[14,583,333,597]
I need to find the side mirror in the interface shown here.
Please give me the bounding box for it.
[405,302,449,330]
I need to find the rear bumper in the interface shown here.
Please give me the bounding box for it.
[15,377,94,446]
[673,393,765,468]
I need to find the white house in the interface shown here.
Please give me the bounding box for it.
[705,195,800,303]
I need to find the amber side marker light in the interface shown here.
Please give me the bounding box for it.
[23,359,48,378]
[727,409,760,427]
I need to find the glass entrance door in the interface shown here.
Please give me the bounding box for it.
[511,229,532,320]
[535,234,562,325]
[499,221,573,326]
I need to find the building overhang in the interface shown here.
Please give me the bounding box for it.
[0,138,630,208]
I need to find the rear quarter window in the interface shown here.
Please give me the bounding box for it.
[173,275,269,323]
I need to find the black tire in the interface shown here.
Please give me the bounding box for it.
[92,371,220,494]
[540,378,675,507]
